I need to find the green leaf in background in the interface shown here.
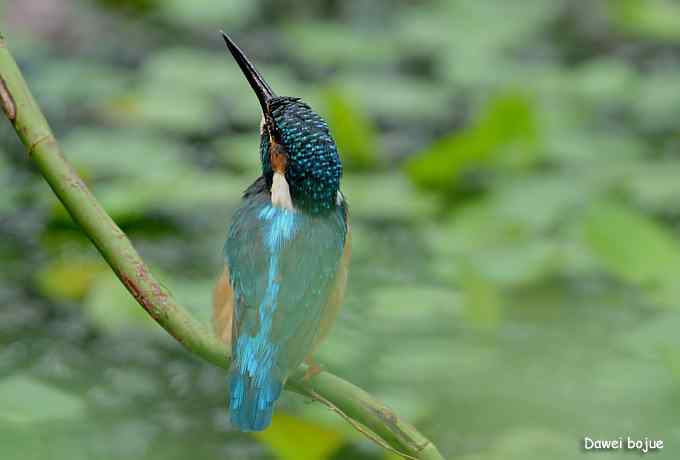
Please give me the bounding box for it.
[399,1,556,87]
[155,0,258,29]
[629,162,680,213]
[621,313,680,361]
[35,258,108,302]
[460,265,503,330]
[102,82,219,135]
[458,428,574,460]
[283,22,398,68]
[585,202,680,307]
[0,375,86,424]
[169,277,215,326]
[60,128,188,180]
[376,338,472,389]
[569,58,639,108]
[424,197,529,261]
[215,133,263,176]
[59,125,243,220]
[337,73,452,123]
[490,174,586,233]
[426,184,571,287]
[30,59,130,111]
[368,285,459,333]
[254,413,344,460]
[96,0,158,14]
[608,0,680,42]
[142,47,241,98]
[633,70,680,133]
[343,172,437,221]
[406,91,540,193]
[94,171,243,219]
[322,87,379,171]
[471,241,560,289]
[83,272,159,334]
[0,152,21,213]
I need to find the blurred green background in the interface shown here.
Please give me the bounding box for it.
[2,0,680,459]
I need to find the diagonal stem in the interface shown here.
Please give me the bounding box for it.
[0,34,444,460]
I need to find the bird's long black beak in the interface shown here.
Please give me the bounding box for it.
[221,31,276,114]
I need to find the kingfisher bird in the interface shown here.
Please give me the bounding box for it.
[212,32,351,432]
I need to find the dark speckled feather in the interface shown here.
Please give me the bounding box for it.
[262,97,342,214]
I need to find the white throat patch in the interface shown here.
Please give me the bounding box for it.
[271,172,294,210]
[259,114,266,135]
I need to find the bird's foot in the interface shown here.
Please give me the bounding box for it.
[303,357,323,381]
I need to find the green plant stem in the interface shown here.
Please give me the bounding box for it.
[0,35,444,460]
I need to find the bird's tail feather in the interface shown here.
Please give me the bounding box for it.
[228,368,283,431]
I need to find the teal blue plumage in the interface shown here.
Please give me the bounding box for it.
[224,95,348,431]
[218,34,348,431]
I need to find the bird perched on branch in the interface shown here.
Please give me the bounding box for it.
[212,32,351,432]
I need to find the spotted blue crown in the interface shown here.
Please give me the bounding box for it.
[260,97,342,214]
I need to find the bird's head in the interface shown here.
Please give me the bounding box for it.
[222,33,342,214]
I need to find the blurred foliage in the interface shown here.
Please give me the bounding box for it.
[0,375,86,423]
[255,413,345,460]
[608,0,680,41]
[585,202,680,307]
[322,87,380,171]
[406,91,540,193]
[3,0,680,459]
[36,257,108,301]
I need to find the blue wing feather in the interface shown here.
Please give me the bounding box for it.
[225,185,347,431]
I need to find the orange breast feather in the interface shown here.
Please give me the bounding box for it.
[212,266,234,344]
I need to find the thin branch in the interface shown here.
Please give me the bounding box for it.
[305,388,419,460]
[0,35,444,460]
